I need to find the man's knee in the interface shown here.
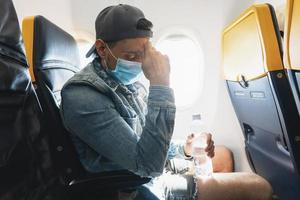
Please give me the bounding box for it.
[196,172,273,200]
[212,145,234,172]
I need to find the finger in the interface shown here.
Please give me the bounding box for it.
[164,54,170,62]
[206,150,213,157]
[186,133,195,143]
[205,145,214,156]
[206,146,214,156]
[151,45,157,51]
[144,41,152,55]
[206,133,212,144]
[187,133,194,139]
[207,145,215,157]
[205,141,214,152]
[208,151,215,158]
[206,139,214,148]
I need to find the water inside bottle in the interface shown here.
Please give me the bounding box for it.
[193,153,213,178]
[192,135,213,178]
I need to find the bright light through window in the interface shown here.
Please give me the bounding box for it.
[156,35,204,108]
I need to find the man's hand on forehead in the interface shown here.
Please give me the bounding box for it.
[144,41,166,60]
[144,41,156,57]
[142,41,170,87]
[146,40,155,49]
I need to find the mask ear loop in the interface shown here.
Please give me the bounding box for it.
[102,44,118,70]
[102,59,109,70]
[105,44,118,60]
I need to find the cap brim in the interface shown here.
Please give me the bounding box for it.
[86,43,96,58]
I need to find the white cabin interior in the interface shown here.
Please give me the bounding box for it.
[12,0,285,172]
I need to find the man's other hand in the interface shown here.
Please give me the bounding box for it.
[184,133,215,158]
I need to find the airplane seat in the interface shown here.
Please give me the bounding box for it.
[22,15,84,183]
[284,0,300,117]
[222,4,300,199]
[0,0,54,199]
[22,15,150,199]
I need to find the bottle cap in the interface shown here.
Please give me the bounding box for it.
[192,114,201,120]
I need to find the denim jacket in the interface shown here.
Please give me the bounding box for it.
[60,58,186,177]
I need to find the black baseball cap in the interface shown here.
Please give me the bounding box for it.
[86,4,153,58]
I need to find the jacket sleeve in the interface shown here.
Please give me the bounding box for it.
[167,141,192,160]
[60,84,176,178]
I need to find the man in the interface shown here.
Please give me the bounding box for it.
[60,4,272,200]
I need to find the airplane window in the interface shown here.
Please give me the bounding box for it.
[77,40,94,68]
[156,34,204,108]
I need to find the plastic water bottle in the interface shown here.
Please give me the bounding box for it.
[190,114,213,178]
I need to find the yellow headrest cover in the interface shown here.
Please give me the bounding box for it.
[284,0,300,70]
[222,4,283,82]
[22,16,35,82]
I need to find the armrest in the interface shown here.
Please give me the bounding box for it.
[68,170,151,192]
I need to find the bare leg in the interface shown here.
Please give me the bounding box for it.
[196,172,273,200]
[212,145,234,172]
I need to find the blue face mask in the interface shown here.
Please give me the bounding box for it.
[105,45,142,85]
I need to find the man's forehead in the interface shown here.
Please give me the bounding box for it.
[117,37,149,51]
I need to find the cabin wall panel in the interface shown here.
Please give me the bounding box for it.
[14,0,73,32]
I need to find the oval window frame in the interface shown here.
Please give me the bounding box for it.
[154,27,205,109]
